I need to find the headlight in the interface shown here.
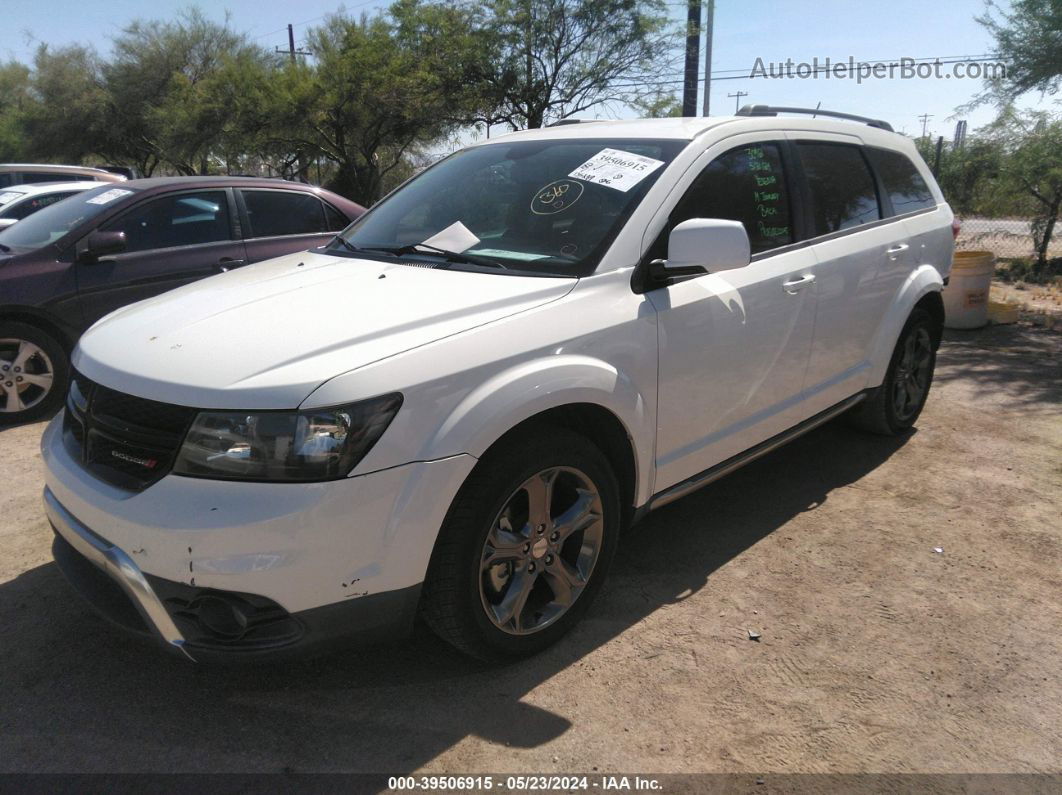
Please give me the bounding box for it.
[172,394,402,482]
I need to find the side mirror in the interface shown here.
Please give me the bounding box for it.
[654,218,751,279]
[79,230,127,262]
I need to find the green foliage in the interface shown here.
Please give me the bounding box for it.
[978,0,1062,98]
[474,0,672,128]
[0,61,31,160]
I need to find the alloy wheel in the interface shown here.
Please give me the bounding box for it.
[892,326,932,422]
[0,338,55,414]
[479,466,604,635]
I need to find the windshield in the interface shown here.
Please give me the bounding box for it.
[0,185,137,252]
[329,138,685,276]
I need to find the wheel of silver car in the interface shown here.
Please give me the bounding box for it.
[892,325,933,422]
[480,466,605,635]
[422,426,621,661]
[0,322,68,423]
[0,338,54,414]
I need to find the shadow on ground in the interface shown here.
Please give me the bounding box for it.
[0,421,909,774]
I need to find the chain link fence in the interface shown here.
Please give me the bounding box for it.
[954,216,1061,261]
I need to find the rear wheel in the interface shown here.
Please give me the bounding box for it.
[422,427,620,661]
[0,322,68,424]
[848,308,937,435]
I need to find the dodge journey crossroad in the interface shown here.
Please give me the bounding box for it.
[41,107,954,661]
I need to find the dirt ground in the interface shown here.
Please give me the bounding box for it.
[0,323,1059,777]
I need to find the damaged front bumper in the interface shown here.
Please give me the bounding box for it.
[40,413,477,661]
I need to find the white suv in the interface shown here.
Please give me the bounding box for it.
[41,107,954,662]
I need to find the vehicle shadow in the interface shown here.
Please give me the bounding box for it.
[0,422,910,774]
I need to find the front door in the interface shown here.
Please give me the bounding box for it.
[648,138,818,492]
[75,189,245,329]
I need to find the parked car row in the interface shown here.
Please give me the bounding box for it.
[0,176,364,421]
[31,109,955,663]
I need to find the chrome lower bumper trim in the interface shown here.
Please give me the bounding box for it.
[43,487,194,661]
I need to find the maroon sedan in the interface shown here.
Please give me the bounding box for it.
[0,177,364,423]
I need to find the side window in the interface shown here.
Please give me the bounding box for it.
[101,191,231,253]
[0,174,13,188]
[663,142,794,256]
[240,190,327,237]
[866,148,937,215]
[3,192,78,220]
[323,202,350,231]
[22,172,77,183]
[797,143,881,235]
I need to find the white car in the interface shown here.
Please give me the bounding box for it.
[0,182,97,228]
[41,107,954,662]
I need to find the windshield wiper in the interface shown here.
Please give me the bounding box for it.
[390,243,507,270]
[330,237,507,270]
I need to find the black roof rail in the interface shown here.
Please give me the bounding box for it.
[546,118,604,127]
[735,104,894,132]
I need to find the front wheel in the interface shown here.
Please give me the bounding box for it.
[848,307,938,435]
[421,427,621,661]
[0,322,69,425]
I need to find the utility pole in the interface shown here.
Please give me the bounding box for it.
[918,113,933,139]
[682,0,702,117]
[276,24,312,63]
[728,90,748,113]
[701,0,715,116]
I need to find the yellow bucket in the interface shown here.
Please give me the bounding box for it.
[944,251,994,329]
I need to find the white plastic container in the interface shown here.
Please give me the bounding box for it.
[943,251,994,329]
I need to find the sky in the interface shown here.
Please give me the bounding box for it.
[2,0,1055,143]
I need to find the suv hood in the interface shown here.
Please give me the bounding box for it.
[74,250,576,409]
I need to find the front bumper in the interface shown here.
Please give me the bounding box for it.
[41,414,478,661]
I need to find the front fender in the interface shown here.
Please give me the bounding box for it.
[428,355,656,506]
[867,264,944,386]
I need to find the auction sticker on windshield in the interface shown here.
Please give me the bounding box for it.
[568,148,665,192]
[85,188,134,205]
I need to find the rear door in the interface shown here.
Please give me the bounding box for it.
[75,188,246,327]
[236,188,346,264]
[792,136,904,413]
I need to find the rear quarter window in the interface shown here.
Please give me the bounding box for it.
[867,148,937,215]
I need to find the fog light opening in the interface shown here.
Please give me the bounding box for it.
[195,595,250,640]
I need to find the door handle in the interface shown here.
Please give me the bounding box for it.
[886,243,909,260]
[783,274,816,294]
[215,258,245,272]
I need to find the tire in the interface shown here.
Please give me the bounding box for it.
[847,308,938,436]
[0,322,69,425]
[421,426,621,661]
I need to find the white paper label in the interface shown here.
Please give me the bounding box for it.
[568,148,665,192]
[419,220,481,253]
[0,192,22,205]
[85,188,134,205]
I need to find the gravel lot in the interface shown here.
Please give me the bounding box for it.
[1,323,1059,776]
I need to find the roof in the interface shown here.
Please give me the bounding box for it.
[0,181,98,197]
[121,175,327,191]
[0,163,118,175]
[476,113,909,150]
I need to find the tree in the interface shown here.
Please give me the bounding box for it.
[20,45,109,164]
[102,9,267,175]
[238,8,480,204]
[474,0,672,129]
[0,61,31,160]
[978,0,1062,99]
[990,111,1062,271]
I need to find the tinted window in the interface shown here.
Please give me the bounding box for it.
[323,202,349,231]
[0,174,13,188]
[867,148,936,215]
[798,143,881,235]
[102,191,231,253]
[0,191,80,220]
[241,190,327,237]
[664,142,794,255]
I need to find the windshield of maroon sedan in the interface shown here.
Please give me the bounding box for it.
[330,138,685,276]
[0,185,139,252]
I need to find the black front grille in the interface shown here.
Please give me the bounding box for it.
[63,371,197,491]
